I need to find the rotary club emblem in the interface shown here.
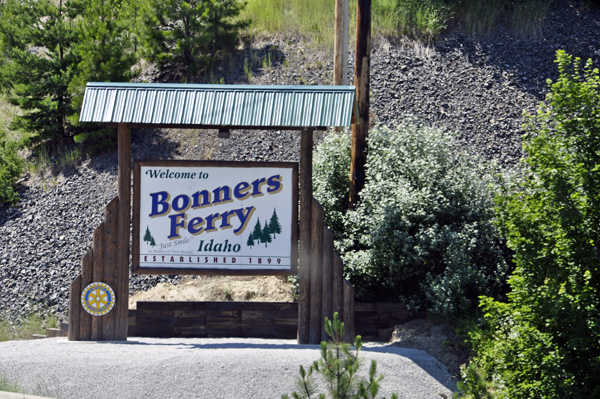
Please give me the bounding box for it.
[81,282,116,316]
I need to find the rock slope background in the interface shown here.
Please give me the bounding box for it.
[1,2,600,320]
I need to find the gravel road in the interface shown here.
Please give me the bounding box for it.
[0,337,455,399]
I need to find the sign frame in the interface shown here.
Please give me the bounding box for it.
[132,159,298,276]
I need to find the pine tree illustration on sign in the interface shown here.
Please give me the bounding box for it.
[252,218,263,244]
[262,220,272,247]
[246,209,282,248]
[143,226,156,246]
[269,208,282,238]
[143,226,152,242]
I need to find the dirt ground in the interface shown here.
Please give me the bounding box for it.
[129,275,294,308]
[129,276,465,379]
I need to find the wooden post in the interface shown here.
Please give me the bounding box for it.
[342,280,355,344]
[321,227,334,342]
[309,199,324,344]
[332,253,344,321]
[91,223,104,340]
[334,0,349,86]
[349,0,371,206]
[79,252,93,340]
[115,123,131,341]
[68,274,81,341]
[102,198,119,340]
[298,127,313,344]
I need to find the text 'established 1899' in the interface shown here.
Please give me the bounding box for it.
[133,160,297,274]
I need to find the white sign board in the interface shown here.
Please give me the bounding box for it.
[132,161,298,275]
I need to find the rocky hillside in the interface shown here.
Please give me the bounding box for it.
[2,2,600,320]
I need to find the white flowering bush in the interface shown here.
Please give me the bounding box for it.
[313,121,510,316]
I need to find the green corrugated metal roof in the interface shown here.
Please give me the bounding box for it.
[80,82,356,128]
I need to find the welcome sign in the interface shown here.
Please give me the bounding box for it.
[132,160,298,275]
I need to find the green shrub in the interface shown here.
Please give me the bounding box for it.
[0,131,22,204]
[471,51,600,398]
[282,312,398,399]
[313,131,351,238]
[313,123,510,316]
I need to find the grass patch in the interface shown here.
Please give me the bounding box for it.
[393,0,451,41]
[0,373,64,398]
[0,94,26,143]
[0,375,25,394]
[240,0,553,44]
[241,0,338,46]
[0,313,57,342]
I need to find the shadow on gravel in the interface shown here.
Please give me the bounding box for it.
[426,3,600,101]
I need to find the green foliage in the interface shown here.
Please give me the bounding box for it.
[141,0,249,82]
[69,0,138,110]
[0,0,138,153]
[68,0,138,153]
[282,313,398,399]
[0,0,80,148]
[72,127,118,156]
[0,131,22,204]
[471,51,600,398]
[313,131,351,237]
[313,124,509,316]
[453,363,496,399]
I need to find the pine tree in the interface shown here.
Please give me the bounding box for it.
[262,220,271,247]
[0,0,81,148]
[150,237,156,246]
[246,234,254,248]
[69,0,138,113]
[143,226,152,243]
[141,0,249,82]
[268,208,282,239]
[252,218,262,244]
[67,0,138,152]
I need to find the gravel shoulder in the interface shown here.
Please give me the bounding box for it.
[0,337,455,399]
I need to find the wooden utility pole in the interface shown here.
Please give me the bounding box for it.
[349,0,371,206]
[334,0,349,86]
